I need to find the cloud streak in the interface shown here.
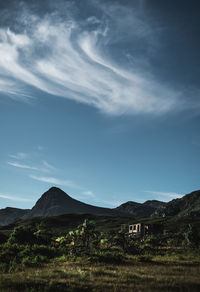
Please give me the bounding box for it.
[82,191,95,197]
[0,192,33,202]
[30,174,78,188]
[8,161,39,170]
[9,152,29,160]
[0,2,180,115]
[144,190,184,201]
[7,159,56,173]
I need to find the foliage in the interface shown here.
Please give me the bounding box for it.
[1,214,200,279]
[8,226,36,245]
[55,219,105,255]
[0,232,8,244]
[182,224,200,248]
[7,224,52,245]
[0,243,58,272]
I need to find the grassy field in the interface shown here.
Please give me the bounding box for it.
[0,215,200,291]
[0,251,200,291]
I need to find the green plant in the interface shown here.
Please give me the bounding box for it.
[0,232,8,244]
[8,226,36,245]
[21,254,47,267]
[56,219,103,255]
[183,224,200,248]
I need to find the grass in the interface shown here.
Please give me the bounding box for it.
[0,215,200,291]
[0,252,200,291]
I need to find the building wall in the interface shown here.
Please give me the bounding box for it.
[129,223,142,234]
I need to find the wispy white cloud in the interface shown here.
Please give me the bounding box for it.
[8,161,39,170]
[82,191,95,197]
[144,190,184,201]
[7,159,55,173]
[0,192,33,202]
[96,199,123,208]
[42,160,55,171]
[29,174,78,188]
[0,4,181,115]
[9,152,29,160]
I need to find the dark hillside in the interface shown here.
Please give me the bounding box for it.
[154,190,200,217]
[0,207,30,226]
[23,187,126,219]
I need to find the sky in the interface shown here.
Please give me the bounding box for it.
[0,0,200,209]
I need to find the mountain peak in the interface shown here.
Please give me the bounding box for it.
[143,200,166,209]
[47,186,64,192]
[45,186,68,194]
[42,187,71,199]
[23,187,122,219]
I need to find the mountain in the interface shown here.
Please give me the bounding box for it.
[1,188,200,227]
[0,207,30,226]
[115,200,165,217]
[153,190,200,217]
[143,200,166,209]
[23,187,125,218]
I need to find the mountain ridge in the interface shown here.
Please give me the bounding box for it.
[153,190,200,217]
[0,207,30,226]
[23,187,124,219]
[0,187,200,226]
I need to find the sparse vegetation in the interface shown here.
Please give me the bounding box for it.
[0,215,200,291]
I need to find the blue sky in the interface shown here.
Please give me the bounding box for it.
[0,0,200,209]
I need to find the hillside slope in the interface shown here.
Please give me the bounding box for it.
[23,187,125,218]
[154,190,200,217]
[115,200,165,217]
[0,207,30,226]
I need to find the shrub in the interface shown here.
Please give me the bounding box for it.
[55,219,103,254]
[0,232,8,244]
[8,226,36,245]
[22,254,47,267]
[31,245,58,258]
[182,224,200,248]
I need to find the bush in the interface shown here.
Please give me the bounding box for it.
[22,255,47,267]
[55,219,104,254]
[31,245,58,258]
[183,224,200,248]
[7,225,53,246]
[0,232,8,244]
[8,226,36,245]
[0,243,58,271]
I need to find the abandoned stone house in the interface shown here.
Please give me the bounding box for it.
[128,222,163,236]
[129,223,150,236]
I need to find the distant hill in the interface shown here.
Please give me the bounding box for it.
[23,187,125,219]
[153,190,200,217]
[0,207,30,226]
[0,187,200,227]
[143,200,166,209]
[115,200,165,217]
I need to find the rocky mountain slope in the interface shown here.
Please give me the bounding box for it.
[0,207,30,226]
[0,188,199,227]
[115,200,165,217]
[143,200,166,209]
[153,190,200,217]
[23,187,124,218]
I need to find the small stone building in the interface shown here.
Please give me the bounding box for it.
[128,222,163,236]
[129,223,150,236]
